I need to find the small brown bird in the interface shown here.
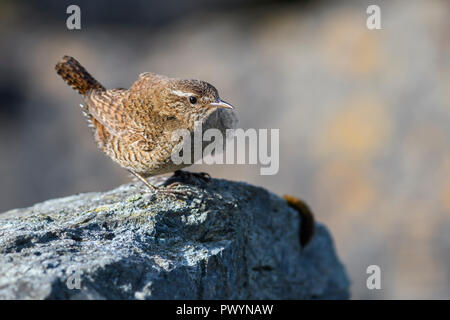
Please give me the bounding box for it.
[55,56,237,194]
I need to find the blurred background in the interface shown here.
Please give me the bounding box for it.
[0,0,449,299]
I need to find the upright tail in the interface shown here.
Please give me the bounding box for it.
[283,195,315,248]
[55,56,105,95]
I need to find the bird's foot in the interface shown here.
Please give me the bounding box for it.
[152,186,192,199]
[129,170,191,198]
[140,180,193,199]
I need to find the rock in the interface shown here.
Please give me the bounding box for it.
[0,176,349,299]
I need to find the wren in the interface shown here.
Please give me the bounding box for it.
[55,56,237,194]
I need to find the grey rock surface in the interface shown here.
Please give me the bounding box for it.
[0,177,349,299]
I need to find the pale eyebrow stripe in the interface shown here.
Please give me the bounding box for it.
[171,90,194,97]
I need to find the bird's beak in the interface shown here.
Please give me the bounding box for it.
[209,100,234,110]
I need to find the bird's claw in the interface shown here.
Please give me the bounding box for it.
[154,187,192,199]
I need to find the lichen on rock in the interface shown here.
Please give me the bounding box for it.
[0,176,349,299]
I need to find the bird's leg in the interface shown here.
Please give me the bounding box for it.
[129,170,189,196]
[129,170,158,191]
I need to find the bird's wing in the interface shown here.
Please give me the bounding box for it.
[84,88,145,139]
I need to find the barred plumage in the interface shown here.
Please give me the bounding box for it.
[55,55,237,192]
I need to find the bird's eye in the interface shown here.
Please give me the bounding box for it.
[189,96,197,104]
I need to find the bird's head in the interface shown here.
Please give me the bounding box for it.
[165,78,234,120]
